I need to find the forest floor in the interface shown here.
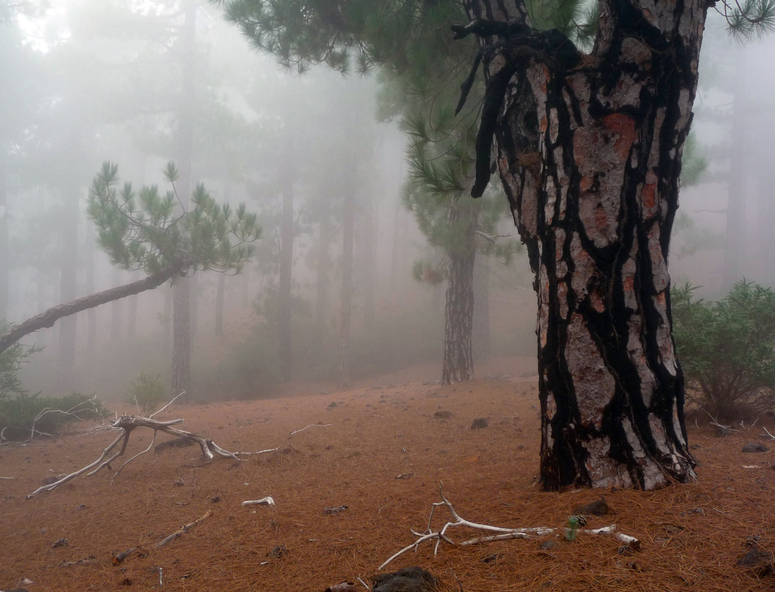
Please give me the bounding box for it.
[1,356,774,592]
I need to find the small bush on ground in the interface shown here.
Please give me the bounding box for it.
[0,322,40,400]
[672,281,775,421]
[127,372,167,415]
[0,392,110,441]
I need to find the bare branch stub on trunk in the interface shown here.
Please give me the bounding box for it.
[460,0,705,489]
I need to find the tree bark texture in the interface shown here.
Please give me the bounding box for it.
[338,190,355,389]
[442,207,476,385]
[464,0,703,489]
[278,124,295,381]
[0,266,180,356]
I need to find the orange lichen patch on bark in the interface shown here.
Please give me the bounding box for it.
[590,287,606,313]
[557,281,569,320]
[602,113,637,160]
[594,204,609,236]
[642,183,657,210]
[579,175,594,192]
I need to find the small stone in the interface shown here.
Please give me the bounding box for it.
[433,410,452,420]
[541,540,559,550]
[471,417,489,430]
[373,566,437,592]
[737,547,773,576]
[742,443,769,453]
[327,402,337,409]
[53,538,68,548]
[268,545,287,559]
[574,498,609,516]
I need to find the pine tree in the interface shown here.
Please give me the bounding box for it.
[213,0,775,489]
[0,162,260,357]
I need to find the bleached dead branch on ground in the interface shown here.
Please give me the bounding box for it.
[26,394,278,497]
[379,483,640,570]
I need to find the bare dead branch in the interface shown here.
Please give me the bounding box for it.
[157,509,212,547]
[241,496,275,507]
[379,483,640,570]
[111,430,157,484]
[150,391,186,418]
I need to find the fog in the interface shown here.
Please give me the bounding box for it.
[1,1,772,402]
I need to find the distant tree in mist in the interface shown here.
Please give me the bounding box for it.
[0,162,260,359]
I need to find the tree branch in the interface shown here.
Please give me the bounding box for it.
[0,265,182,356]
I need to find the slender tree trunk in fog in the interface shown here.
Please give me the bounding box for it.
[127,271,139,340]
[58,185,79,372]
[313,215,332,351]
[722,47,748,291]
[472,256,491,363]
[85,222,97,359]
[442,207,476,385]
[338,190,355,389]
[215,272,225,336]
[362,190,376,331]
[0,154,8,321]
[172,0,196,400]
[278,124,295,381]
[463,0,701,489]
[172,277,191,397]
[111,268,124,341]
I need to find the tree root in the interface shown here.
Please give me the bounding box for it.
[379,483,640,570]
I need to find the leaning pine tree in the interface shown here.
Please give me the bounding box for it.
[0,162,260,359]
[215,0,775,490]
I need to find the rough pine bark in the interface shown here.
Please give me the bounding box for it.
[463,0,703,489]
[442,207,476,384]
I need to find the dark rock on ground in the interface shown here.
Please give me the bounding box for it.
[541,540,559,550]
[737,547,773,576]
[373,566,437,592]
[574,498,609,516]
[742,443,769,453]
[470,418,489,430]
[433,411,452,420]
[268,545,287,559]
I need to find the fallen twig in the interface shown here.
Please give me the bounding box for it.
[28,396,104,442]
[0,476,13,480]
[379,483,640,570]
[157,509,212,547]
[290,423,331,436]
[763,427,775,440]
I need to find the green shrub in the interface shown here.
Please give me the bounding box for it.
[673,281,775,421]
[0,392,109,441]
[127,372,168,415]
[0,322,40,399]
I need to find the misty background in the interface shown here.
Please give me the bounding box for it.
[0,0,772,403]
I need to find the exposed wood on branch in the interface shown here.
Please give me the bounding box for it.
[289,423,331,436]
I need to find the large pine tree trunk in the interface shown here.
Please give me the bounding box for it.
[464,0,703,489]
[442,206,476,384]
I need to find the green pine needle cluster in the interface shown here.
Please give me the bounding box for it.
[88,161,261,278]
